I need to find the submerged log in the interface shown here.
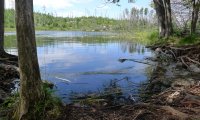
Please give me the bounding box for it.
[118,58,153,65]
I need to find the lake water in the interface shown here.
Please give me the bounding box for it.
[5,31,153,103]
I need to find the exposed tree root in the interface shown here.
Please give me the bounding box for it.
[148,43,200,72]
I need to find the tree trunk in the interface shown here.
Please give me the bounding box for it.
[0,0,17,60]
[153,0,173,38]
[15,0,43,119]
[191,0,200,34]
[0,0,5,55]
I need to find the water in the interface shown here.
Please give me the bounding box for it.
[5,31,153,103]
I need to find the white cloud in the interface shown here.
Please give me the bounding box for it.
[5,0,93,10]
[33,0,92,9]
[34,0,72,9]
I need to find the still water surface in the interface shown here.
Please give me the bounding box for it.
[5,31,153,103]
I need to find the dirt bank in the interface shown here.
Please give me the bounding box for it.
[0,63,19,104]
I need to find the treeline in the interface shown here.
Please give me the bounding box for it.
[5,8,156,32]
[5,9,118,31]
[34,13,118,31]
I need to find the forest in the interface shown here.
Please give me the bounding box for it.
[0,0,200,120]
[4,7,154,32]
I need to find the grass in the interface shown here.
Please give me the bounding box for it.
[178,34,200,45]
[135,30,200,46]
[134,30,159,44]
[31,83,63,120]
[84,28,159,45]
[158,34,200,46]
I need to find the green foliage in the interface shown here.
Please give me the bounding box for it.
[1,93,19,109]
[131,30,160,45]
[32,83,62,120]
[0,93,19,120]
[179,34,200,45]
[147,31,159,43]
[142,31,200,46]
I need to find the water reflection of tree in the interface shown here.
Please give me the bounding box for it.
[4,36,115,49]
[5,35,149,55]
[120,41,146,54]
[4,35,57,48]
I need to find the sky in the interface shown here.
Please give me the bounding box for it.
[5,0,152,18]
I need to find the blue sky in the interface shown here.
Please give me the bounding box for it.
[6,0,152,18]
